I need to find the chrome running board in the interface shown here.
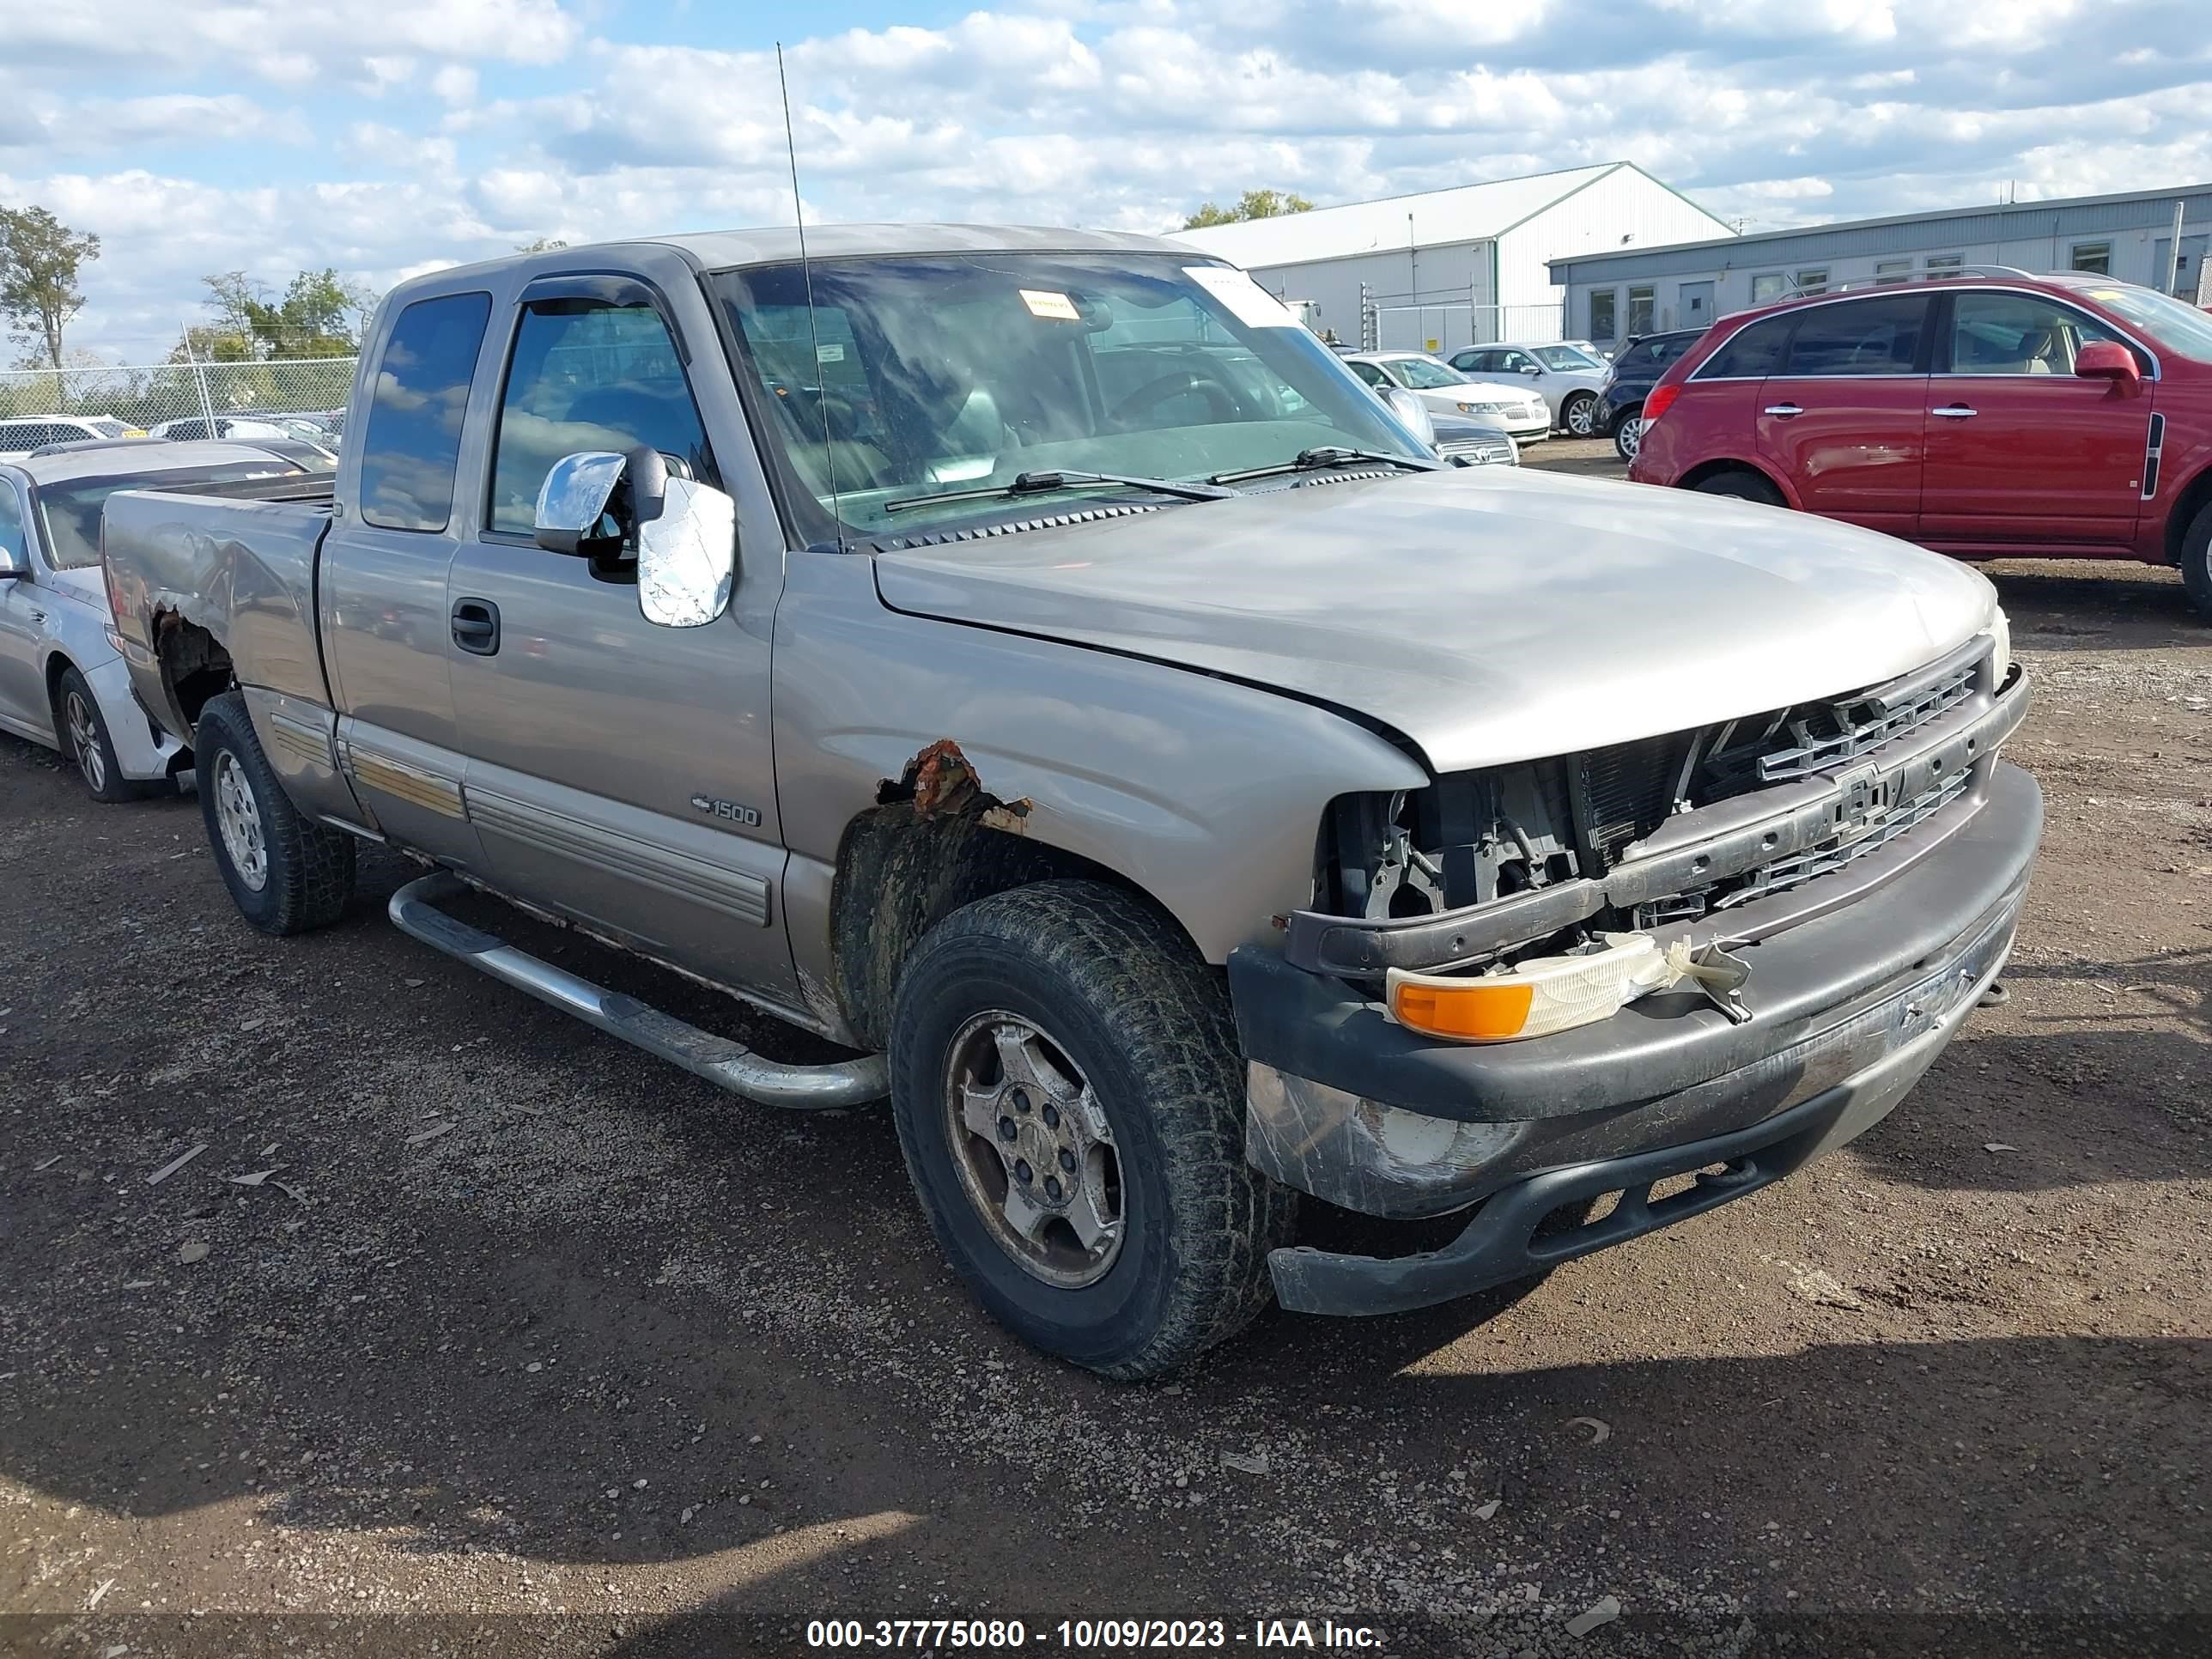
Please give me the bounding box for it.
[388,871,888,1110]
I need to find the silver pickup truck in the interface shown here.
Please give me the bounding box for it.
[104,226,2039,1377]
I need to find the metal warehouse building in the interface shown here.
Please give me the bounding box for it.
[1548,182,2212,349]
[1173,162,1735,355]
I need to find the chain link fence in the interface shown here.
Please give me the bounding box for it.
[0,357,358,431]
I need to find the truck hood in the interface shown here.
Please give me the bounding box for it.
[871,466,1999,775]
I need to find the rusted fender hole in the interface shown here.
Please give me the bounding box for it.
[878,738,1033,832]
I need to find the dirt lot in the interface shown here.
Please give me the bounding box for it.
[3,448,2207,1656]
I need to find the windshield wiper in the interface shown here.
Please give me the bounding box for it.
[883,469,1235,514]
[1207,446,1444,485]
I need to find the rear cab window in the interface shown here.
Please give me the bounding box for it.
[359,291,494,532]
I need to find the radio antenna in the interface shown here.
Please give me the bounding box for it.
[776,43,841,547]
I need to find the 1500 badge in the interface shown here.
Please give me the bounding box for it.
[691,794,763,827]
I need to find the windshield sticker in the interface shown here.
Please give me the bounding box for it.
[815,342,846,362]
[1019,289,1081,321]
[1184,265,1298,329]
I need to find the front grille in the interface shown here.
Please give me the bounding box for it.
[1575,641,1990,870]
[1437,437,1514,465]
[1705,657,1979,793]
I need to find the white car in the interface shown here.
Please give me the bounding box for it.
[1448,342,1611,437]
[0,416,137,459]
[1338,352,1550,444]
[0,441,316,799]
[149,416,295,444]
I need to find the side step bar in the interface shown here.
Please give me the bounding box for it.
[387,872,889,1110]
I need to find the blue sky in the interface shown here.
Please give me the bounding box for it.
[3,0,2208,360]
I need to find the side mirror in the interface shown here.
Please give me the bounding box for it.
[1377,385,1435,447]
[2075,341,2141,390]
[532,447,736,629]
[1521,363,1544,377]
[0,544,24,579]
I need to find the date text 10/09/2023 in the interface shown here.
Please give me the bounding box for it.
[804,1620,1383,1650]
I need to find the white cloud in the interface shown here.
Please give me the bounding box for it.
[5,0,2209,361]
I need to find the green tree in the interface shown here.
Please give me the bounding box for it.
[1182,189,1315,230]
[516,236,568,252]
[0,204,101,373]
[187,267,376,362]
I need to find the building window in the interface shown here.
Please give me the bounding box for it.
[2069,241,2112,276]
[1874,259,1912,285]
[1923,253,1963,274]
[1794,269,1829,296]
[1589,289,1617,342]
[1751,272,1787,304]
[1626,285,1655,336]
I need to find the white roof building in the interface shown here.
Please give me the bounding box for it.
[1172,162,1735,353]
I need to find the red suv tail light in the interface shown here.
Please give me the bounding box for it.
[1643,383,1681,424]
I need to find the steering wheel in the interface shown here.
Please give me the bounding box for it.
[1110,371,1237,425]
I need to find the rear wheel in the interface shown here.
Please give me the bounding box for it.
[2180,499,2212,622]
[1613,414,1644,462]
[889,879,1296,1379]
[194,690,356,935]
[1563,392,1600,438]
[1692,469,1786,507]
[54,665,150,804]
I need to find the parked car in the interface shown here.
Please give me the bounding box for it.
[1595,329,1705,461]
[0,441,319,799]
[1340,351,1552,444]
[1626,270,2212,618]
[1427,409,1519,465]
[105,226,2035,1378]
[1447,342,1609,436]
[149,416,309,445]
[0,416,139,459]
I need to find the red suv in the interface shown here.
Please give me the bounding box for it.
[1627,270,2212,618]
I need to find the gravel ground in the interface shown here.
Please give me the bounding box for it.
[3,457,2207,1657]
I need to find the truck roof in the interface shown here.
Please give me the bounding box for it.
[383,222,1203,304]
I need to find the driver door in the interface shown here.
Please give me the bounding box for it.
[443,274,801,1008]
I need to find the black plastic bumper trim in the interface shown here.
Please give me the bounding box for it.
[1232,762,2041,1124]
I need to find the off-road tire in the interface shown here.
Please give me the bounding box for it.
[1693,469,1786,507]
[889,879,1297,1379]
[194,690,356,935]
[2180,498,2212,622]
[54,665,152,803]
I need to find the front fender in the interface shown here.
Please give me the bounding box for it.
[772,552,1430,969]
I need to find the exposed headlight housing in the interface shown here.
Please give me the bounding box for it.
[1985,606,2012,680]
[1388,932,1677,1043]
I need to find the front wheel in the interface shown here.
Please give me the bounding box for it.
[1563,392,1600,438]
[889,880,1296,1379]
[55,665,151,803]
[1613,415,1644,462]
[2179,498,2212,622]
[194,690,357,935]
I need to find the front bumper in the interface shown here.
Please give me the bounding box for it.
[88,652,185,781]
[1228,761,2041,1316]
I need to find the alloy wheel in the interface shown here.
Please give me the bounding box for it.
[64,689,106,793]
[942,1010,1124,1289]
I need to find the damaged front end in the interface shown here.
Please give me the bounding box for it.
[1230,631,2039,1291]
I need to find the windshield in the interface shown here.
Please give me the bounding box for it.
[711,254,1427,540]
[2077,283,2212,364]
[1532,345,1601,372]
[1386,357,1467,390]
[34,460,299,570]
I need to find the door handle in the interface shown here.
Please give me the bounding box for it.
[451,598,500,656]
[1932,404,1978,418]
[1762,403,1803,418]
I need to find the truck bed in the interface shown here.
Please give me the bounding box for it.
[102,483,337,744]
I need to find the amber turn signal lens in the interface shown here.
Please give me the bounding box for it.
[1389,977,1536,1042]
